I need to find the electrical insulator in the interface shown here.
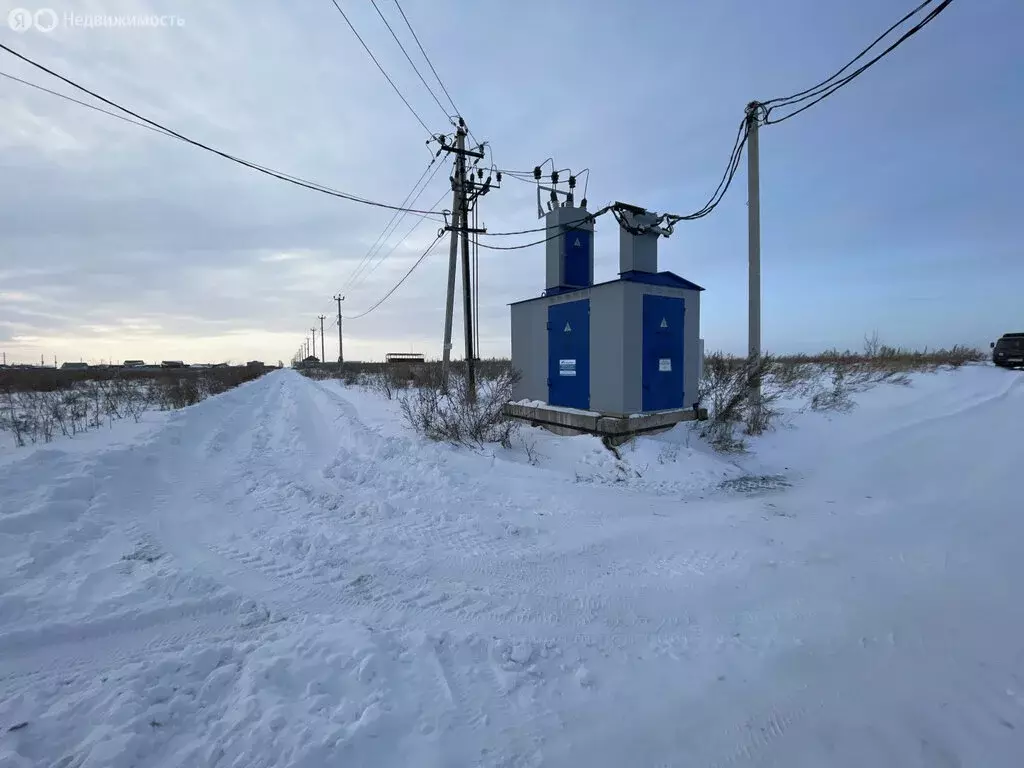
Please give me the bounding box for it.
[551,171,559,185]
[533,166,541,180]
[458,117,465,128]
[581,198,588,208]
[568,175,576,189]
[477,169,483,179]
[496,172,502,183]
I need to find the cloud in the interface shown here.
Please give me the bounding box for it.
[0,0,1020,365]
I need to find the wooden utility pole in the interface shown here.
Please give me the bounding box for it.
[311,327,318,362]
[333,294,344,364]
[745,101,762,416]
[318,314,327,363]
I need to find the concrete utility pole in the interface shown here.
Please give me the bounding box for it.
[438,119,488,399]
[745,101,762,414]
[318,314,327,363]
[440,128,465,390]
[333,294,345,364]
[459,148,477,403]
[310,328,318,361]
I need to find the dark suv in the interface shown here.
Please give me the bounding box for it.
[991,333,1024,369]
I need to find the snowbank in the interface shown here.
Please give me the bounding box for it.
[1,365,1022,766]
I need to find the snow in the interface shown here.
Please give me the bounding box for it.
[2,365,1023,766]
[513,399,601,416]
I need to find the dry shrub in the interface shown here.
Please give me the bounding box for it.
[365,366,413,400]
[694,334,971,452]
[698,354,778,452]
[778,333,985,372]
[0,368,268,448]
[399,368,521,448]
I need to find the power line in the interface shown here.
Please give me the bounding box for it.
[0,43,446,217]
[475,206,613,251]
[368,0,450,119]
[667,0,953,220]
[353,187,450,289]
[342,158,444,292]
[667,116,749,222]
[762,0,936,109]
[327,0,433,135]
[763,0,954,124]
[392,0,460,117]
[0,71,173,137]
[345,233,445,319]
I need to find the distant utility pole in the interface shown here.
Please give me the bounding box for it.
[333,294,344,364]
[310,327,318,361]
[317,314,326,362]
[745,101,762,414]
[437,118,490,400]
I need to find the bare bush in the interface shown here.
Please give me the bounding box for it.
[809,367,858,413]
[697,342,934,452]
[399,368,522,449]
[151,377,201,410]
[698,354,778,452]
[366,366,412,400]
[0,368,268,448]
[522,438,541,466]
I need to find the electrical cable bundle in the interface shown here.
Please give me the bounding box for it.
[761,0,954,125]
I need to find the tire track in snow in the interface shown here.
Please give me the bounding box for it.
[175,376,768,646]
[0,381,293,694]
[0,605,269,695]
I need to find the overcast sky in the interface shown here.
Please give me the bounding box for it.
[0,0,1020,365]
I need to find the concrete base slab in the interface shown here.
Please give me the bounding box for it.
[503,402,708,446]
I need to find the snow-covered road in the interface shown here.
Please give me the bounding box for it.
[1,367,1022,766]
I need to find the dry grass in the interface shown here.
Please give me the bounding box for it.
[0,368,269,448]
[300,337,986,454]
[697,336,986,452]
[299,358,513,386]
[0,365,268,394]
[300,359,522,449]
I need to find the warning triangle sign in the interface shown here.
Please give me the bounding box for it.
[564,322,572,332]
[660,317,668,328]
[573,237,581,247]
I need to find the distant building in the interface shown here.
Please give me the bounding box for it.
[246,360,264,368]
[385,353,425,364]
[160,360,187,369]
[60,362,89,370]
[123,360,145,368]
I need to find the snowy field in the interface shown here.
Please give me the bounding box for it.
[1,365,1022,766]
